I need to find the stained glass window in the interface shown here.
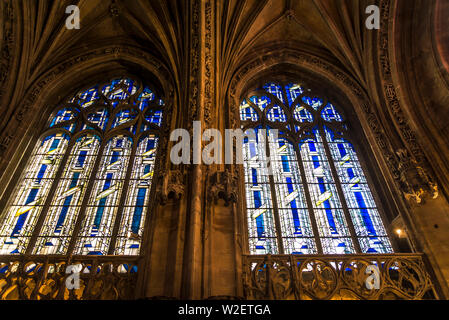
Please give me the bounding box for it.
[241,82,393,255]
[0,78,164,256]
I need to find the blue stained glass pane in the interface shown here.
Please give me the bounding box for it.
[285,83,303,106]
[293,106,314,123]
[324,127,392,253]
[34,135,101,254]
[114,135,159,255]
[253,191,262,208]
[131,188,146,234]
[137,87,155,110]
[36,165,48,183]
[263,83,284,103]
[144,109,163,126]
[74,136,132,255]
[240,99,259,121]
[112,109,137,129]
[0,133,70,254]
[266,105,287,122]
[281,156,290,172]
[302,96,323,110]
[321,103,343,122]
[251,168,258,186]
[50,108,76,128]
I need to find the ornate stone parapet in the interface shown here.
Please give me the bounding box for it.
[243,254,438,300]
[0,255,140,300]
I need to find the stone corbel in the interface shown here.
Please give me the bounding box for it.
[208,170,238,206]
[157,169,185,204]
[396,149,438,204]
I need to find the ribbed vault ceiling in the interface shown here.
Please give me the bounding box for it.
[12,0,375,92]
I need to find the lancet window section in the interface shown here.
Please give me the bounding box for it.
[240,82,393,255]
[0,78,164,256]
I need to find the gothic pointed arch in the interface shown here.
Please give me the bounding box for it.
[226,54,402,256]
[0,76,167,256]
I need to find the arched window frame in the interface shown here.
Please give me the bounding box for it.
[237,79,396,255]
[0,77,166,257]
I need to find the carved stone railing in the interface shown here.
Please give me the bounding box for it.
[243,254,438,300]
[0,255,141,300]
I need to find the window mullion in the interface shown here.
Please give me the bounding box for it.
[107,141,137,255]
[292,144,324,254]
[264,126,285,254]
[282,85,323,254]
[318,125,362,253]
[24,136,75,255]
[66,142,106,255]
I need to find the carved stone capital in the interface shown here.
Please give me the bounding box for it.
[396,149,438,204]
[208,169,238,206]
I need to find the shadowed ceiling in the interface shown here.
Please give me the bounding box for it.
[1,0,375,105]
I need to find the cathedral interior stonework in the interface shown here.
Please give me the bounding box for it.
[0,0,448,301]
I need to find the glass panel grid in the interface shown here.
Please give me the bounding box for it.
[72,86,100,108]
[243,129,278,254]
[293,106,314,123]
[321,103,343,122]
[74,136,132,255]
[33,135,101,255]
[325,128,392,253]
[302,96,323,110]
[137,87,155,110]
[87,109,108,130]
[0,134,69,254]
[0,78,164,257]
[266,105,287,122]
[144,109,163,126]
[268,136,316,254]
[102,79,137,101]
[249,95,271,111]
[241,82,393,255]
[240,99,259,121]
[285,83,303,106]
[114,135,158,255]
[263,83,284,103]
[50,108,76,127]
